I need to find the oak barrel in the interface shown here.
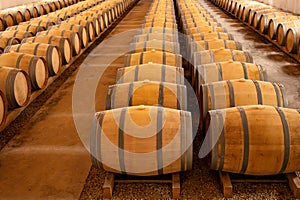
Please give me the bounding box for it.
[133,33,179,43]
[187,26,227,35]
[0,52,48,90]
[200,79,288,123]
[129,40,180,54]
[39,29,81,56]
[65,18,95,42]
[286,27,300,53]
[23,35,72,65]
[258,12,289,34]
[0,13,14,28]
[54,24,88,48]
[91,105,193,176]
[0,66,31,108]
[4,42,62,76]
[195,60,267,88]
[124,50,182,68]
[206,105,300,175]
[276,20,300,46]
[0,36,19,53]
[116,63,185,85]
[6,24,46,35]
[0,90,7,129]
[268,16,300,40]
[189,32,234,41]
[106,81,187,110]
[189,40,242,59]
[139,27,178,35]
[0,30,34,43]
[192,48,253,68]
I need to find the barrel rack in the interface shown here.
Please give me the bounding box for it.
[0,0,139,132]
[208,1,300,64]
[103,172,181,199]
[219,171,300,198]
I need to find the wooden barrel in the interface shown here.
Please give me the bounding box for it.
[259,12,289,34]
[189,40,243,59]
[251,9,279,29]
[21,20,54,30]
[129,40,180,54]
[36,16,61,25]
[140,27,178,35]
[64,18,95,42]
[239,4,259,22]
[0,36,19,53]
[4,42,62,76]
[187,26,227,35]
[39,29,81,56]
[55,24,88,48]
[78,12,103,33]
[106,81,187,110]
[0,66,31,108]
[0,30,34,43]
[0,89,7,129]
[0,17,5,31]
[145,17,176,24]
[192,48,253,67]
[27,5,39,18]
[143,22,177,29]
[6,24,46,35]
[22,35,71,65]
[58,0,67,7]
[183,21,221,31]
[0,52,48,90]
[206,105,300,175]
[276,20,300,46]
[91,105,193,176]
[200,79,288,124]
[190,32,234,41]
[46,1,57,12]
[268,16,300,39]
[116,63,185,85]
[18,7,31,22]
[4,10,24,25]
[195,61,267,95]
[182,18,218,28]
[248,7,274,26]
[53,1,62,10]
[0,13,14,28]
[133,33,179,43]
[124,50,182,68]
[286,27,300,53]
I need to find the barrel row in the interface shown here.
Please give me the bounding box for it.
[0,0,83,30]
[91,0,194,176]
[176,0,300,176]
[210,0,300,56]
[0,0,138,131]
[0,0,102,52]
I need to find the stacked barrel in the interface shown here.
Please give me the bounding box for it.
[210,0,300,60]
[177,0,300,176]
[0,0,83,31]
[0,0,137,131]
[91,0,193,176]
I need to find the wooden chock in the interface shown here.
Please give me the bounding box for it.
[286,173,300,198]
[103,173,115,199]
[219,171,233,198]
[172,173,180,199]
